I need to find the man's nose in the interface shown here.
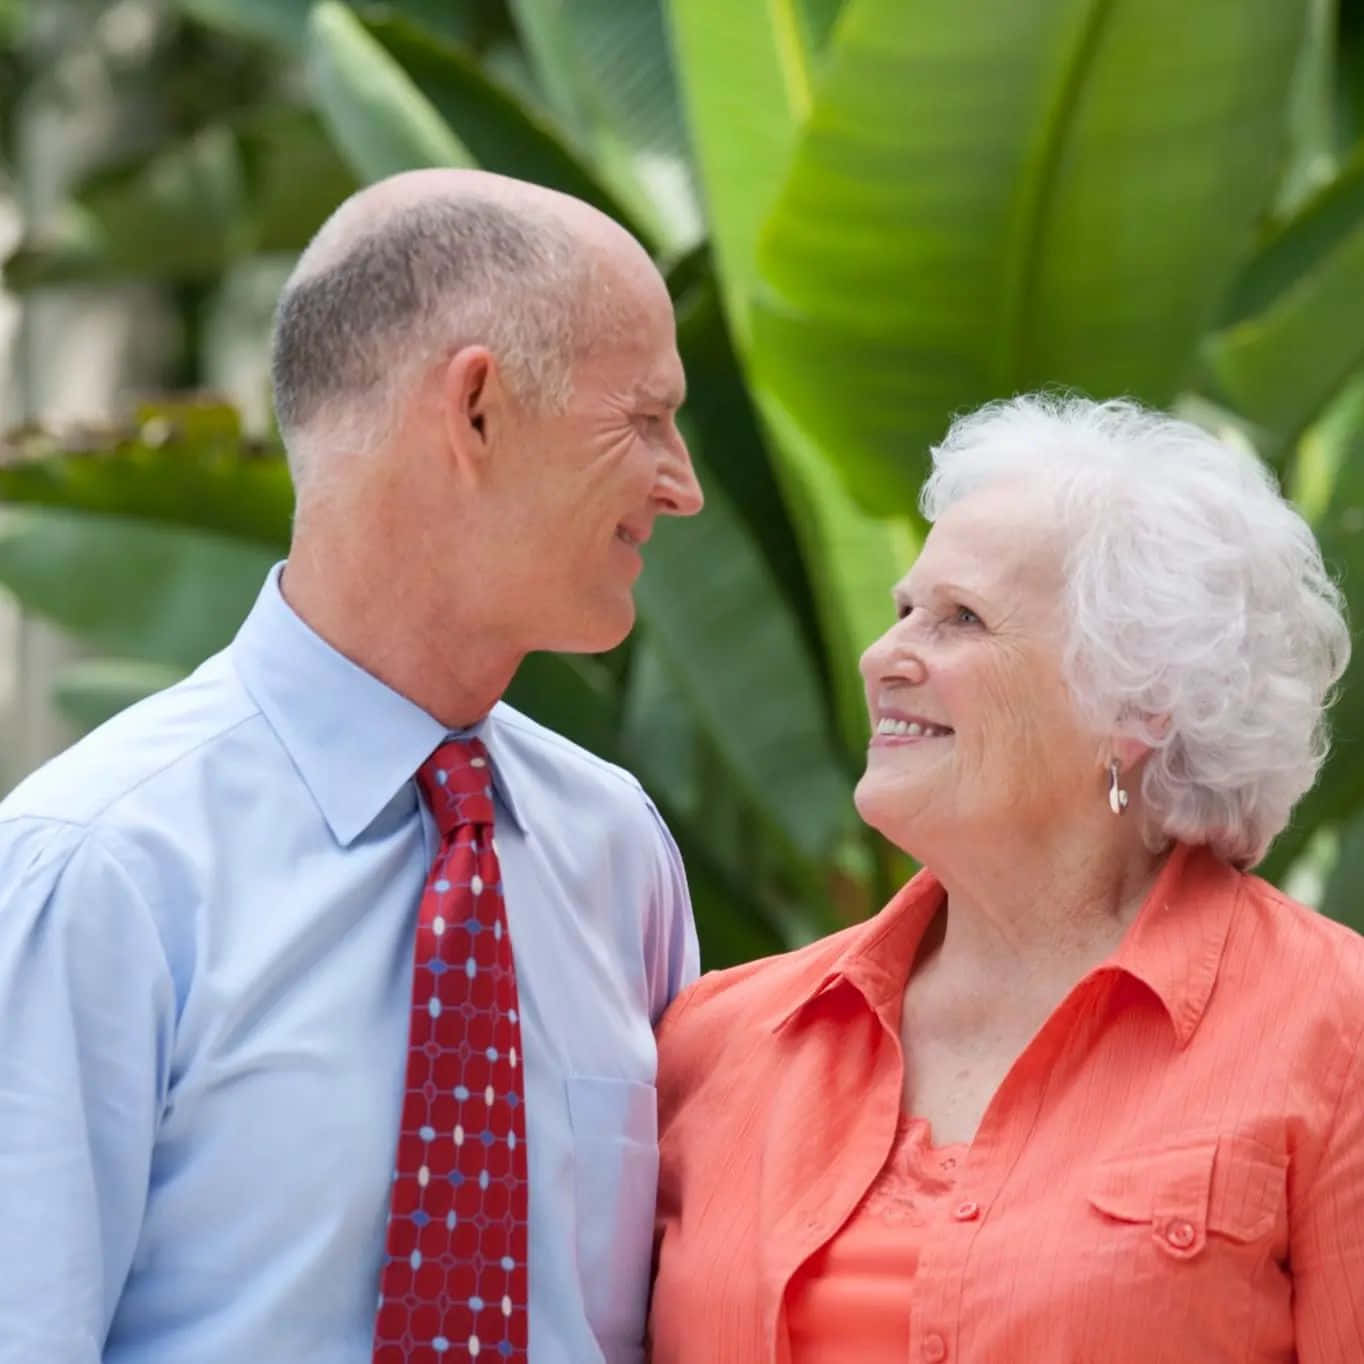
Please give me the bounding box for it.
[655,432,704,517]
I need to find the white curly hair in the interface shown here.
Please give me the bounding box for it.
[920,393,1352,868]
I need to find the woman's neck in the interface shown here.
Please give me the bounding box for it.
[920,820,1168,988]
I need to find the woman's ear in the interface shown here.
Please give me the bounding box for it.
[1112,736,1153,771]
[1109,711,1170,772]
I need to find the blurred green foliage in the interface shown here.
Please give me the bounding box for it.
[2,0,1363,959]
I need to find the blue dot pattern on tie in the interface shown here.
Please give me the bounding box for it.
[373,738,529,1363]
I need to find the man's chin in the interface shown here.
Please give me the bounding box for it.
[542,599,637,657]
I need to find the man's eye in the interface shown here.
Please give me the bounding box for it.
[953,605,980,626]
[896,602,913,621]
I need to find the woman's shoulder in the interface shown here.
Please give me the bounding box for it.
[660,919,867,1044]
[1237,869,1364,988]
[1228,871,1364,1065]
[653,914,882,1115]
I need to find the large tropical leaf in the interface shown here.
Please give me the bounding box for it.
[360,13,651,241]
[306,0,475,182]
[620,634,700,818]
[0,508,276,670]
[670,255,821,673]
[1202,143,1364,454]
[0,403,293,549]
[751,0,1310,513]
[664,0,812,341]
[1261,373,1364,883]
[757,392,916,761]
[1339,0,1364,148]
[5,126,253,288]
[1320,810,1364,931]
[633,447,855,859]
[172,0,487,53]
[50,658,190,732]
[239,103,361,252]
[665,1,913,758]
[175,0,313,49]
[4,105,357,288]
[1272,0,1341,217]
[508,0,700,252]
[502,650,622,769]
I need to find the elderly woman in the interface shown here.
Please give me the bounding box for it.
[648,394,1363,1363]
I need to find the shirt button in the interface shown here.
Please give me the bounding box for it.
[924,1333,947,1362]
[1166,1219,1196,1250]
[952,1200,980,1222]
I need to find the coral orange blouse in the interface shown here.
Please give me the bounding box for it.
[785,1112,968,1361]
[649,845,1364,1363]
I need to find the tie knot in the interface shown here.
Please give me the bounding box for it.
[417,739,496,839]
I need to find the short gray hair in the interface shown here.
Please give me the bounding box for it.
[922,392,1351,868]
[271,195,587,488]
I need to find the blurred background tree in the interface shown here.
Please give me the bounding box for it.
[1,0,1361,964]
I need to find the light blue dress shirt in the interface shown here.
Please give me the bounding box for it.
[0,567,698,1364]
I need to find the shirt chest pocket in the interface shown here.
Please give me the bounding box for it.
[565,1075,659,1361]
[1087,1133,1286,1262]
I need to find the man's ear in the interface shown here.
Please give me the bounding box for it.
[441,345,500,480]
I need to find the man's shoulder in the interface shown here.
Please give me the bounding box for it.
[489,700,655,812]
[0,649,260,833]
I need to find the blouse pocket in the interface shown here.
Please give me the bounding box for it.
[1087,1133,1285,1262]
[565,1075,659,1362]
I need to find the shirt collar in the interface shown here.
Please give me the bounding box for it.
[1106,841,1241,1047]
[768,841,1240,1048]
[768,867,946,1034]
[230,565,528,846]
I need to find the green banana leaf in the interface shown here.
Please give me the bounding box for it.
[239,103,362,252]
[502,650,621,769]
[665,0,809,343]
[1261,373,1364,883]
[1342,0,1364,148]
[751,0,1310,513]
[5,126,253,288]
[4,105,356,288]
[0,508,277,670]
[172,0,486,53]
[666,0,914,761]
[50,658,190,732]
[621,634,700,818]
[360,13,651,242]
[508,0,699,252]
[306,0,474,182]
[634,446,855,859]
[175,0,313,49]
[0,404,293,549]
[671,255,821,674]
[1272,0,1340,218]
[1320,810,1364,931]
[1202,142,1364,453]
[756,393,916,762]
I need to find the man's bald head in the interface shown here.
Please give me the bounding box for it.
[271,170,648,492]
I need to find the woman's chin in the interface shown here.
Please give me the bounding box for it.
[853,774,932,852]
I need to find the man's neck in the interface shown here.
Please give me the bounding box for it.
[280,535,523,732]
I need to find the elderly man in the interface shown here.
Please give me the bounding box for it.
[0,170,703,1364]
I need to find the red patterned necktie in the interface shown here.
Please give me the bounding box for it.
[373,738,530,1363]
